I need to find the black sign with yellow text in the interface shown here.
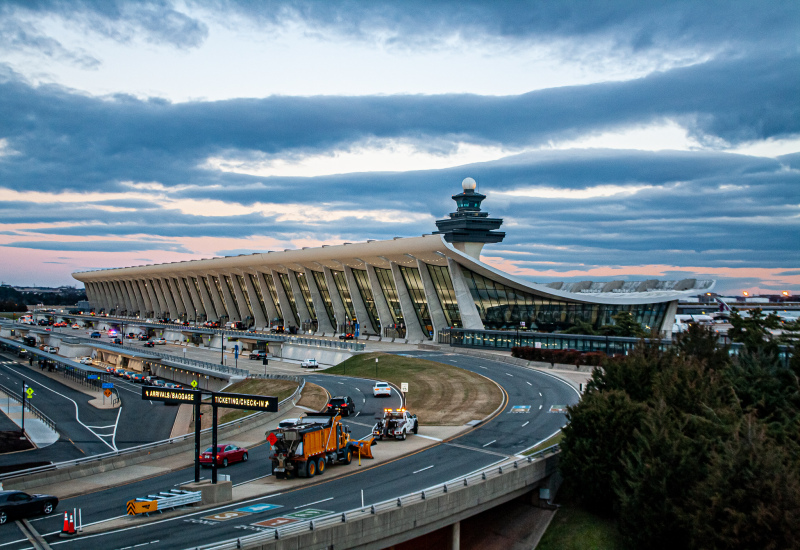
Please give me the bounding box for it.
[212,392,277,412]
[142,387,200,403]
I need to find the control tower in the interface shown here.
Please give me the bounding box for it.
[433,177,505,259]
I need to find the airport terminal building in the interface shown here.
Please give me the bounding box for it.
[72,179,714,343]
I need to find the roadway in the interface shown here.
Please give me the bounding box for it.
[0,349,579,549]
[0,350,179,469]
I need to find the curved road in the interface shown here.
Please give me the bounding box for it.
[0,350,578,549]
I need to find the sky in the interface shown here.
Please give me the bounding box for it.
[0,1,798,295]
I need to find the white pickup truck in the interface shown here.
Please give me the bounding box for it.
[373,408,418,441]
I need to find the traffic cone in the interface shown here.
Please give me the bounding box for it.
[59,511,77,538]
[61,512,69,533]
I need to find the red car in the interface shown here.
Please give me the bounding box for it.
[199,444,249,467]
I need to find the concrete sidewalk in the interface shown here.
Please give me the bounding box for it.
[0,391,59,448]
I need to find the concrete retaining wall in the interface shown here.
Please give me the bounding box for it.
[280,343,353,366]
[241,454,559,550]
[4,391,302,492]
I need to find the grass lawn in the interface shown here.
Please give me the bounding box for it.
[200,378,299,428]
[324,352,503,425]
[537,492,625,550]
[523,431,563,455]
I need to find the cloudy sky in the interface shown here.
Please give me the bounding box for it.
[0,1,798,295]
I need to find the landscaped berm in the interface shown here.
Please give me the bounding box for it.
[325,352,503,425]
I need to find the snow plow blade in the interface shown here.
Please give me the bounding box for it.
[351,438,375,459]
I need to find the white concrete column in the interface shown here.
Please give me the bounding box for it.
[447,257,484,330]
[107,281,124,313]
[417,259,448,340]
[287,269,313,327]
[271,270,298,327]
[344,267,376,334]
[451,521,460,550]
[205,274,228,321]
[135,279,154,316]
[228,273,252,323]
[194,274,219,320]
[366,264,394,338]
[127,279,146,316]
[304,267,334,334]
[103,281,118,312]
[184,276,207,321]
[216,273,242,322]
[90,282,108,311]
[389,262,426,342]
[241,272,268,329]
[166,277,187,316]
[255,271,281,324]
[118,280,136,314]
[146,278,167,318]
[323,267,347,332]
[158,278,180,319]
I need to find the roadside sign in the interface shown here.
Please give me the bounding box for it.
[212,391,277,412]
[142,386,200,404]
[266,432,277,445]
[87,374,98,380]
[237,503,282,513]
[234,344,239,359]
[252,517,298,528]
[25,387,34,399]
[102,382,113,389]
[401,382,408,393]
[127,500,157,515]
[104,389,112,398]
[191,380,198,388]
[203,511,250,522]
[286,509,331,519]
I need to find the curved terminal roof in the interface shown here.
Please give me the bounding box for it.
[73,234,714,306]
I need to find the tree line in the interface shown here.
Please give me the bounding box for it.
[560,313,800,549]
[0,286,87,311]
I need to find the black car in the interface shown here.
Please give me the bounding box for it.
[143,341,155,347]
[249,349,267,360]
[112,338,122,344]
[339,333,355,340]
[90,332,101,338]
[0,491,58,524]
[325,396,356,417]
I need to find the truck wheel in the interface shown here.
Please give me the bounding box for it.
[400,430,406,441]
[343,449,352,465]
[307,460,316,477]
[316,457,325,475]
[413,422,418,434]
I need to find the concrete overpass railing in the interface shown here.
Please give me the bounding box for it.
[197,446,561,550]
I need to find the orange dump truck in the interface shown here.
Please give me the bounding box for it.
[268,412,364,478]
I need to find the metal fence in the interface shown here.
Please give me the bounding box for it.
[195,444,561,549]
[0,380,57,432]
[0,376,305,482]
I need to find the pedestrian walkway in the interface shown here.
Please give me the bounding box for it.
[0,390,59,448]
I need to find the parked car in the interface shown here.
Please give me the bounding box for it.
[44,346,58,354]
[373,382,392,398]
[90,332,101,338]
[325,396,355,417]
[247,326,257,333]
[0,491,58,525]
[300,358,318,369]
[339,333,355,340]
[143,341,155,347]
[71,324,81,329]
[77,357,93,365]
[225,321,245,330]
[199,444,249,468]
[153,338,166,345]
[270,325,285,334]
[249,349,267,360]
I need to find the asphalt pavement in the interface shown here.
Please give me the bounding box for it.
[0,348,579,549]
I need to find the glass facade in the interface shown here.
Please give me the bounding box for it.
[235,275,254,319]
[278,272,300,325]
[373,267,404,325]
[460,266,668,333]
[247,273,269,322]
[223,275,241,317]
[331,270,356,323]
[426,263,462,328]
[398,266,432,339]
[260,272,283,321]
[311,270,336,327]
[211,276,229,318]
[352,269,380,332]
[293,271,317,321]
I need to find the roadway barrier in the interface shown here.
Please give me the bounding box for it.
[195,446,561,550]
[127,489,201,516]
[0,380,57,431]
[0,377,305,491]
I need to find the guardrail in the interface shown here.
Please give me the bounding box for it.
[0,380,57,432]
[195,444,561,549]
[0,376,305,482]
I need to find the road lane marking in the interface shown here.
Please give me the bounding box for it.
[482,440,496,447]
[413,465,434,474]
[294,497,333,509]
[504,373,513,377]
[539,405,543,409]
[521,421,529,427]
[526,381,532,386]
[414,434,442,441]
[539,392,542,397]
[478,366,487,369]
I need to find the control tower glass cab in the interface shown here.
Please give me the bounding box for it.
[433,177,505,259]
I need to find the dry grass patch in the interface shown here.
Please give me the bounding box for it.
[325,352,503,425]
[200,378,298,428]
[297,382,328,411]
